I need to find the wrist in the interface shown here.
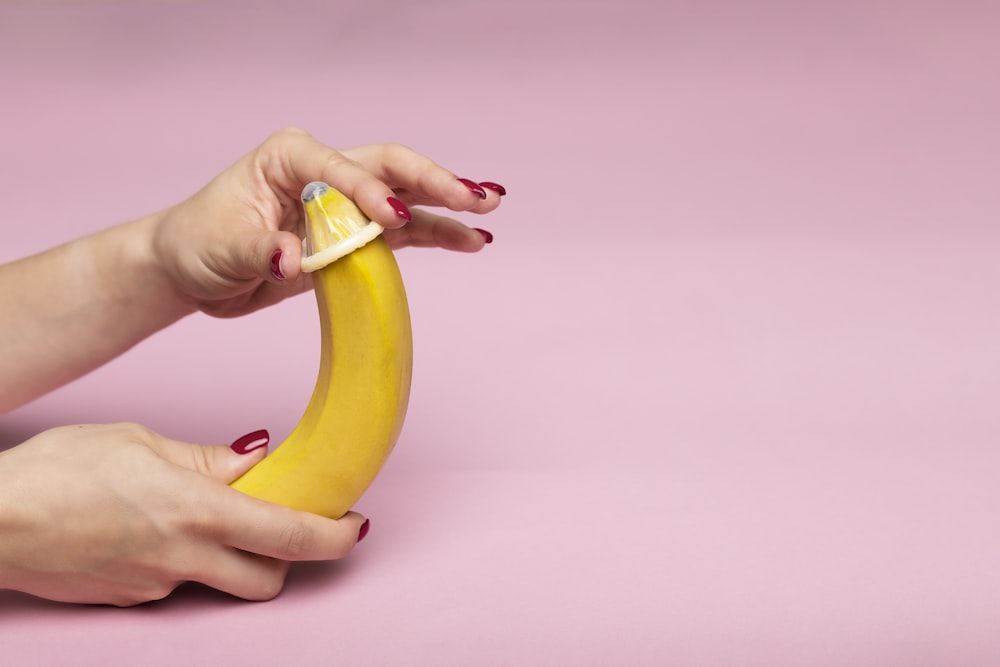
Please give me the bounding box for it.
[118,209,198,321]
[82,210,197,341]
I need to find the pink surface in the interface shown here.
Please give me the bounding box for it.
[2,0,999,664]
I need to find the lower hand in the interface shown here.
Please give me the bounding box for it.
[0,423,368,606]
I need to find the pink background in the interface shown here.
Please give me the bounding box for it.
[2,0,999,664]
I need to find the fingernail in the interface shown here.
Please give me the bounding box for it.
[231,429,270,455]
[387,196,412,223]
[474,228,493,244]
[457,177,487,200]
[270,249,285,281]
[357,518,371,543]
[479,181,507,196]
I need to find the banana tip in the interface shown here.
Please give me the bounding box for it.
[301,181,329,203]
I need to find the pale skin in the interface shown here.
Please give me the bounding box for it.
[0,127,504,606]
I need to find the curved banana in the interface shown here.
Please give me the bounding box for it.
[230,182,413,519]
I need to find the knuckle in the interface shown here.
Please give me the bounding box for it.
[188,445,214,476]
[145,582,177,602]
[272,125,309,141]
[382,141,412,161]
[278,520,314,559]
[116,582,176,606]
[110,423,162,458]
[117,421,155,443]
[324,151,360,173]
[246,233,273,270]
[250,568,287,601]
[260,127,311,158]
[112,596,140,608]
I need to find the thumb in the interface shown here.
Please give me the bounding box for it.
[148,429,271,484]
[231,228,304,285]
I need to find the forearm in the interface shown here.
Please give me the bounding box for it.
[0,213,194,413]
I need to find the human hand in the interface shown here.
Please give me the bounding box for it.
[152,127,506,317]
[0,423,368,606]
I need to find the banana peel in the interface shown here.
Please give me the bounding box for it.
[230,182,413,519]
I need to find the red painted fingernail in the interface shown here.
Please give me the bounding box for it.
[474,228,493,244]
[270,249,285,281]
[230,429,270,455]
[457,178,487,199]
[357,518,371,543]
[387,196,412,223]
[479,181,506,196]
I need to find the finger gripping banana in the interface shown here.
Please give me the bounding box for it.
[230,182,413,519]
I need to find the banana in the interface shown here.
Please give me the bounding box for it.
[230,182,413,519]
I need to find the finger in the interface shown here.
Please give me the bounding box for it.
[213,488,370,562]
[384,208,493,252]
[343,143,503,214]
[259,128,410,231]
[218,226,306,285]
[190,545,290,601]
[147,429,271,484]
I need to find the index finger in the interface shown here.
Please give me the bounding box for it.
[255,127,409,230]
[343,142,503,214]
[212,485,369,561]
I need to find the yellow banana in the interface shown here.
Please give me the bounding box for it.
[230,182,413,519]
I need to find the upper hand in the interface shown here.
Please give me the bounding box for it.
[152,127,505,317]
